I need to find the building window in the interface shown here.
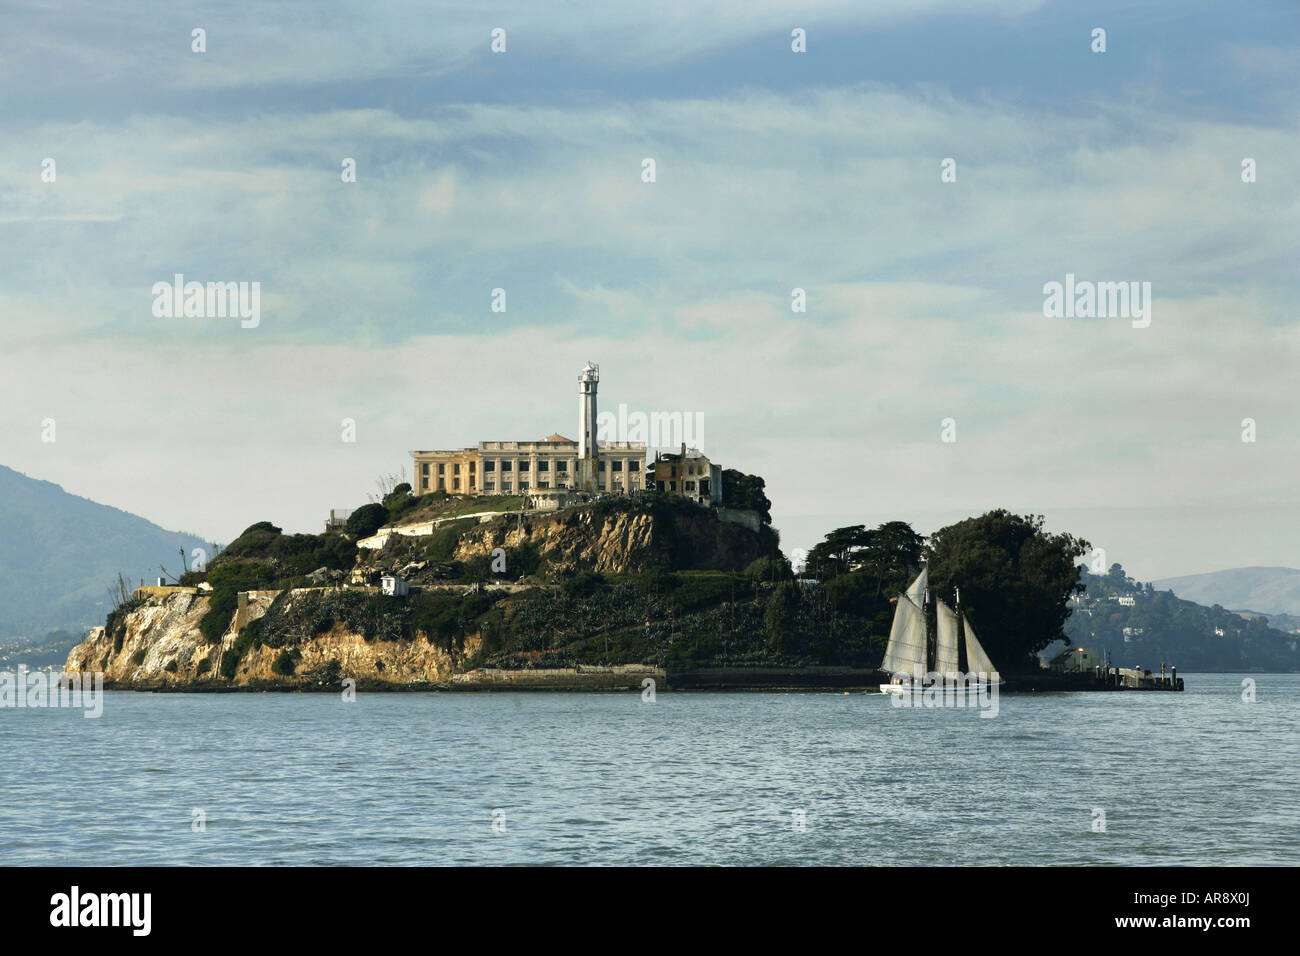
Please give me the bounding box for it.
[556,460,567,472]
[485,460,495,472]
[421,463,429,475]
[686,481,695,490]
[454,478,461,490]
[598,460,606,472]
[454,463,461,475]
[519,461,529,472]
[439,478,446,490]
[538,460,549,472]
[539,481,549,489]
[485,481,495,491]
[503,482,512,491]
[421,477,428,490]
[629,461,640,472]
[469,461,476,473]
[520,481,529,490]
[438,463,445,475]
[557,482,567,489]
[612,460,623,472]
[501,461,512,472]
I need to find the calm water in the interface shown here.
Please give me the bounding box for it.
[3,674,1296,865]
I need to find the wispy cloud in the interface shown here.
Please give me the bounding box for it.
[1,0,1297,580]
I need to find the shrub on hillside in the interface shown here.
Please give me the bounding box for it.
[671,572,746,613]
[383,483,414,519]
[215,522,356,575]
[199,562,275,644]
[562,570,606,598]
[271,647,302,675]
[423,518,476,562]
[346,503,388,539]
[745,554,792,583]
[222,521,282,558]
[107,596,145,653]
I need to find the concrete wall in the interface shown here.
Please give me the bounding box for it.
[717,507,761,533]
[133,585,198,600]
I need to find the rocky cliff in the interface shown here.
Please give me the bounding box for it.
[451,501,769,575]
[64,588,469,689]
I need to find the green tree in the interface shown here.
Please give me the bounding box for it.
[856,521,925,596]
[1106,562,1135,592]
[927,510,1089,668]
[720,469,772,524]
[805,521,922,593]
[806,525,870,580]
[346,503,388,538]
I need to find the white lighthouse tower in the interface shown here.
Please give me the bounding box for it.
[576,361,599,491]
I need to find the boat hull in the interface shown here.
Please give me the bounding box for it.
[878,679,1000,696]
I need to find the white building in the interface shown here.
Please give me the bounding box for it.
[381,575,409,597]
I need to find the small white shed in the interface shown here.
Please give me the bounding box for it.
[381,575,409,597]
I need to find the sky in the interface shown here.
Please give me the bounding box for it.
[2,0,1298,581]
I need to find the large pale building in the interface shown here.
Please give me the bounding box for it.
[412,363,647,496]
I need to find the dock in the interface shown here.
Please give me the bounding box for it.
[1006,661,1184,692]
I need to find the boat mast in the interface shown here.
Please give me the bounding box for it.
[955,586,966,672]
[924,584,935,674]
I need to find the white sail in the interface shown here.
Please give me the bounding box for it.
[881,593,927,676]
[905,567,928,605]
[962,612,998,677]
[935,599,960,676]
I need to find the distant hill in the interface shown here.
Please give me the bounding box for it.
[0,465,214,637]
[1066,566,1300,672]
[1152,566,1300,617]
[0,629,83,669]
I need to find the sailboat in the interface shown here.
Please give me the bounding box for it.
[878,567,1001,696]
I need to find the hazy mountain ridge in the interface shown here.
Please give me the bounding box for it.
[0,464,213,637]
[1152,566,1300,617]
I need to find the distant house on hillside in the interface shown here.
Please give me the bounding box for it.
[325,509,352,532]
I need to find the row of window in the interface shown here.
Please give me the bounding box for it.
[420,462,476,476]
[420,459,644,475]
[481,459,640,473]
[421,476,475,491]
[481,480,643,493]
[415,474,697,494]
